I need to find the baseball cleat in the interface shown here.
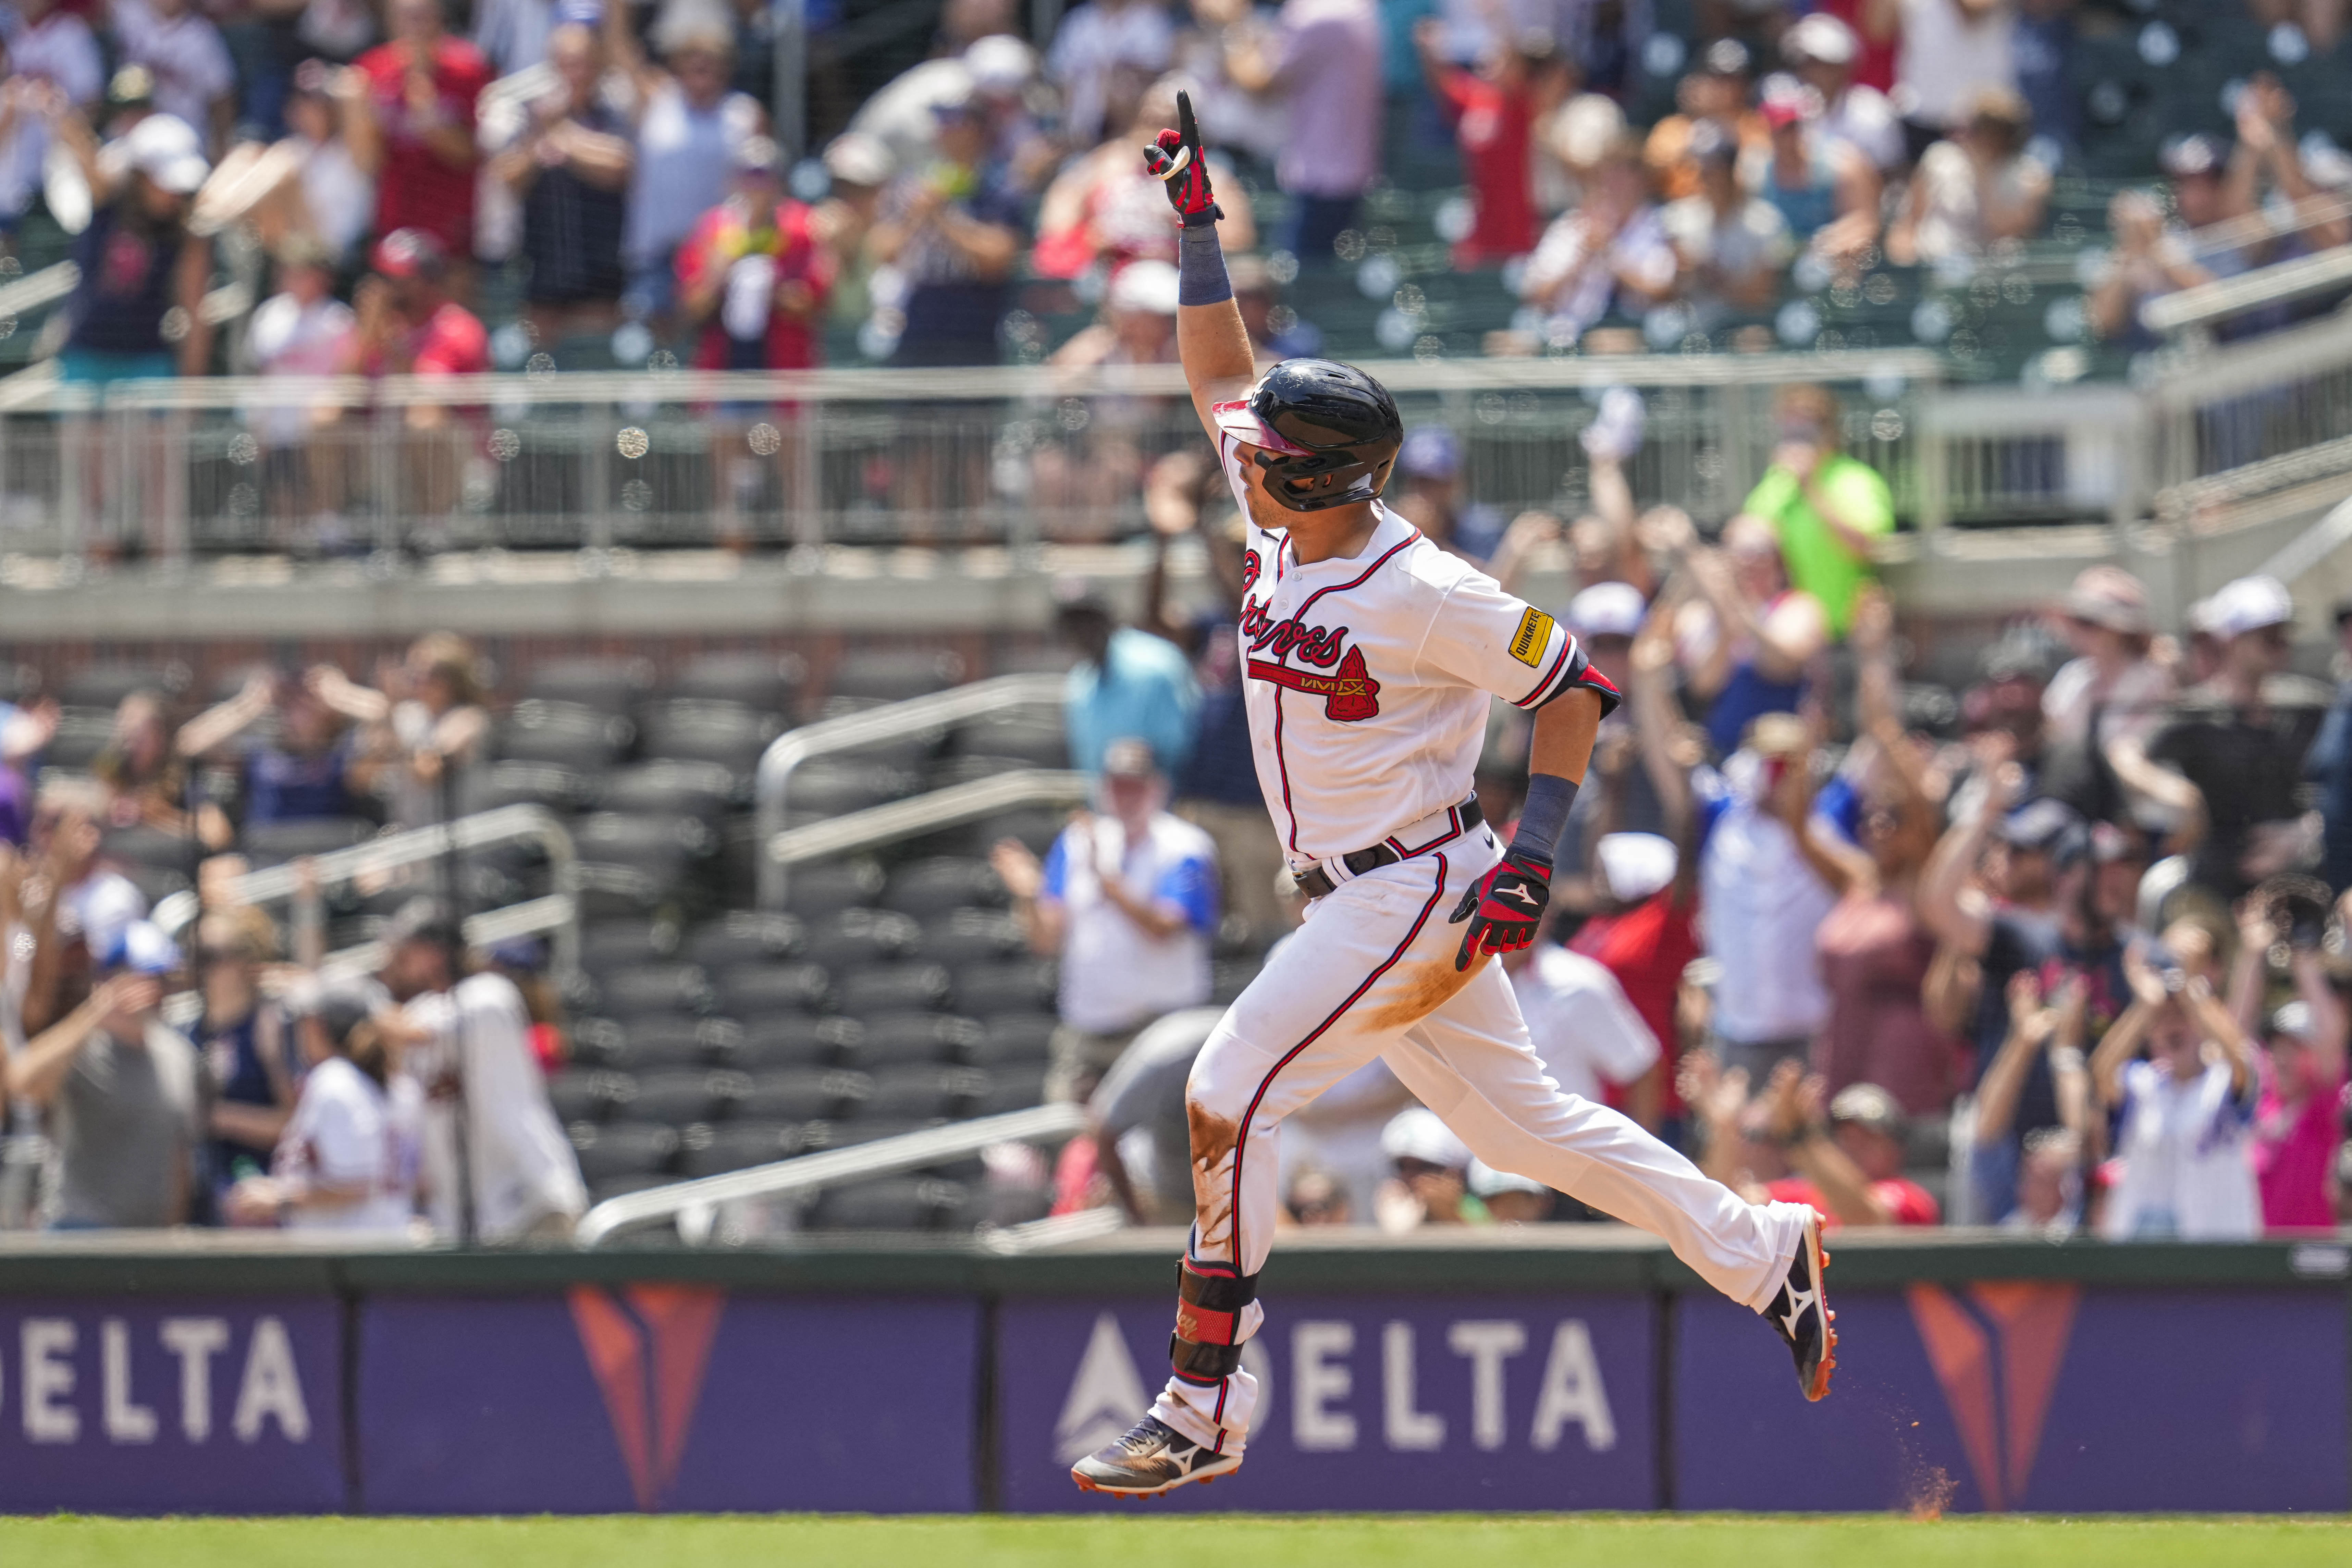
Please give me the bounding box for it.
[1070,1415,1244,1497]
[1766,1211,1837,1402]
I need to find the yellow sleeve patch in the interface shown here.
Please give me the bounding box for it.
[1509,607,1554,668]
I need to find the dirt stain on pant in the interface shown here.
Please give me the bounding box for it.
[1361,953,1485,1031]
[1187,1100,1241,1258]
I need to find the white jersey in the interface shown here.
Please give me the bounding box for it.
[1219,434,1600,866]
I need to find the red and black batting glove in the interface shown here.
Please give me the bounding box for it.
[1448,849,1551,970]
[1143,88,1222,226]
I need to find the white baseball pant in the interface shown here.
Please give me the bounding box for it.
[1149,829,1813,1455]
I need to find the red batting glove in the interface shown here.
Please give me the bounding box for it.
[1448,849,1551,970]
[1142,89,1222,227]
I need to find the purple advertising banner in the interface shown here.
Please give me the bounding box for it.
[0,1296,345,1513]
[998,1294,1655,1513]
[1676,1286,2349,1513]
[358,1290,978,1513]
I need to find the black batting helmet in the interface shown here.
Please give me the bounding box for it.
[1212,359,1404,514]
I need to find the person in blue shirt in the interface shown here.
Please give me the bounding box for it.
[1056,579,1201,781]
[176,668,370,839]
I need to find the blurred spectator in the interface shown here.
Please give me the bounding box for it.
[1533,83,1627,216]
[1507,926,1664,1133]
[1648,510,1826,760]
[1877,0,2017,161]
[675,135,831,370]
[108,0,236,155]
[190,61,375,268]
[2116,575,2327,905]
[1784,11,1902,172]
[1741,383,1893,638]
[2233,900,2349,1230]
[18,779,149,1039]
[850,33,1044,193]
[1414,17,1544,266]
[1644,36,1760,203]
[1046,0,1174,150]
[1470,1159,1558,1223]
[226,997,420,1234]
[1662,120,1793,326]
[993,737,1218,1104]
[609,0,766,328]
[1177,0,1287,167]
[1385,427,1505,566]
[1221,0,1384,263]
[1049,256,1178,369]
[1567,832,1699,1135]
[1800,594,1965,1114]
[1748,90,1881,266]
[1285,1165,1352,1224]
[1518,134,1675,348]
[1054,579,1201,781]
[2245,0,2344,53]
[1033,76,1255,280]
[1769,1071,1943,1226]
[348,0,493,264]
[1282,1056,1411,1223]
[812,130,892,329]
[1884,87,2047,266]
[1968,972,2090,1229]
[2038,566,2172,827]
[242,238,357,546]
[340,633,491,829]
[378,899,586,1242]
[0,0,104,244]
[2092,946,2261,1240]
[176,668,370,836]
[2002,1126,2082,1233]
[473,0,559,77]
[91,690,190,833]
[1374,1105,1475,1230]
[1917,771,2068,1070]
[51,111,213,382]
[194,905,300,1196]
[342,228,489,521]
[868,91,1024,367]
[1082,1003,1221,1223]
[2010,0,2075,159]
[492,19,636,343]
[6,922,194,1229]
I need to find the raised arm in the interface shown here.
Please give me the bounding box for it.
[178,673,275,758]
[1151,93,1257,437]
[1917,753,2019,957]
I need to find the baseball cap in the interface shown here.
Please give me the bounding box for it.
[1566,580,1648,641]
[1397,426,1461,481]
[2059,565,2152,635]
[383,895,465,953]
[1701,37,1751,76]
[1686,120,1739,167]
[2160,133,2229,180]
[96,919,180,977]
[288,975,379,1043]
[371,227,448,281]
[1828,1082,1906,1139]
[2203,574,2294,641]
[1050,575,1111,618]
[1762,94,1809,129]
[1381,1106,1471,1170]
[1785,13,1858,66]
[1997,796,2082,855]
[1596,832,1677,904]
[1108,259,1179,316]
[964,34,1036,96]
[2269,1000,2315,1041]
[1100,736,1160,779]
[734,135,784,177]
[1467,1158,1548,1200]
[107,64,156,111]
[108,113,210,195]
[822,130,892,189]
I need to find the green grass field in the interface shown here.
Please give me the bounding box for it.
[0,1516,2345,1567]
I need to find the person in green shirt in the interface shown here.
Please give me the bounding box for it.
[1740,383,1894,637]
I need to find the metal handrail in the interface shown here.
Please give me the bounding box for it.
[767,769,1091,868]
[575,1100,1087,1247]
[149,803,582,985]
[2141,243,2352,335]
[753,672,1066,908]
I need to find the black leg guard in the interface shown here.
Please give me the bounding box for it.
[1168,1257,1259,1386]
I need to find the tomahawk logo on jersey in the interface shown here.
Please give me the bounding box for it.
[1215,431,1617,868]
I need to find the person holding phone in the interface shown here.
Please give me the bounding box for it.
[1739,383,1894,639]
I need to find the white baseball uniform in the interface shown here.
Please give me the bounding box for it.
[1146,435,1813,1457]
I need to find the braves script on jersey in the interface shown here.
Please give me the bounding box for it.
[1218,434,1597,864]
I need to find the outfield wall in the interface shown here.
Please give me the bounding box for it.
[0,1231,2344,1516]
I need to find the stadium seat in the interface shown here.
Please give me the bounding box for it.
[522,656,656,716]
[593,963,715,1020]
[570,812,716,906]
[686,911,804,969]
[676,1119,808,1177]
[717,961,832,1017]
[38,709,116,772]
[739,1067,871,1122]
[951,960,1056,1016]
[598,760,740,819]
[863,1064,988,1121]
[577,919,678,971]
[825,649,965,705]
[615,1017,737,1070]
[801,908,922,968]
[667,651,804,718]
[637,699,783,775]
[781,860,886,917]
[627,1067,751,1126]
[500,699,636,769]
[880,856,1005,914]
[459,760,594,815]
[568,1120,680,1182]
[734,1014,860,1070]
[566,1017,629,1067]
[241,817,378,865]
[783,758,921,819]
[851,1012,986,1069]
[953,712,1068,769]
[914,908,1024,966]
[56,665,183,709]
[548,1067,636,1123]
[969,1012,1057,1065]
[974,1062,1052,1117]
[834,962,953,1016]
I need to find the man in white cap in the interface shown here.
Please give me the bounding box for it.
[1782,12,1902,172]
[2116,574,2330,902]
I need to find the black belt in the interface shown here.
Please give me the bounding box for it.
[1294,799,1483,901]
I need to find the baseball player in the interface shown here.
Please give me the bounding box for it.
[1069,95,1836,1499]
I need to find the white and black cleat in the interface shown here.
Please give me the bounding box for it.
[1767,1210,1837,1402]
[1070,1415,1244,1497]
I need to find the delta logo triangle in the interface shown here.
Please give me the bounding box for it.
[569,1284,728,1511]
[1055,1313,1149,1466]
[1906,1282,2081,1511]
